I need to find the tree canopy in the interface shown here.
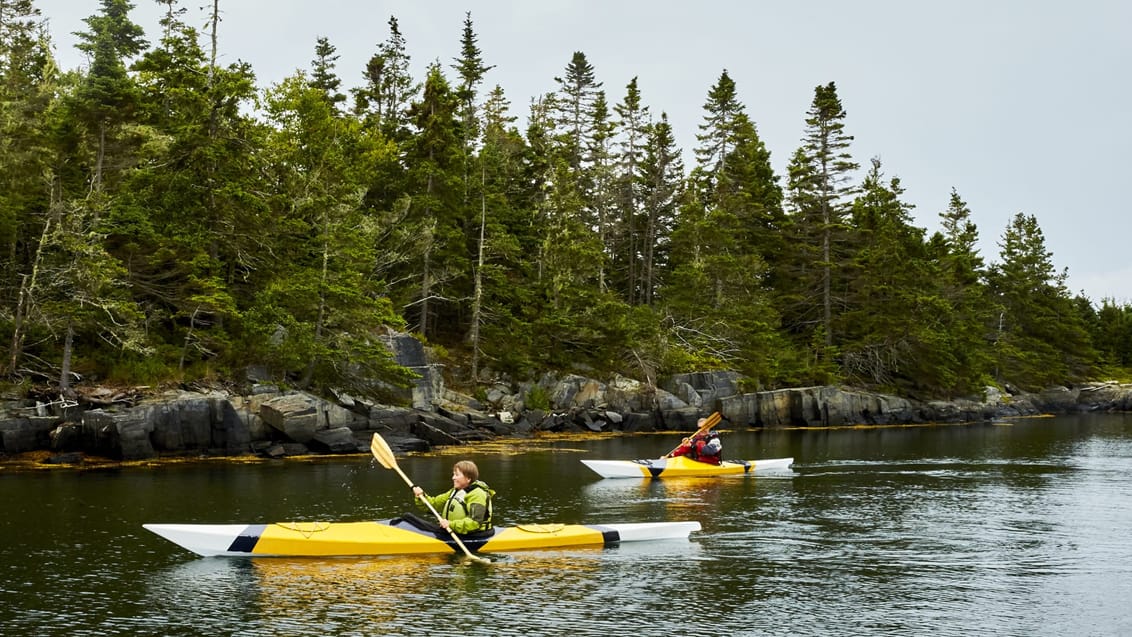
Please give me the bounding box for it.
[2,2,1125,402]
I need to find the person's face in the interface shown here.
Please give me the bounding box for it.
[452,468,471,490]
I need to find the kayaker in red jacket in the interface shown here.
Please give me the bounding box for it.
[669,425,723,465]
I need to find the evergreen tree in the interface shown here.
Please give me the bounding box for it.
[451,11,494,146]
[0,0,45,92]
[553,51,602,172]
[692,69,742,200]
[609,77,651,304]
[548,51,607,289]
[310,36,346,108]
[11,0,152,391]
[1090,299,1132,369]
[353,15,416,140]
[450,12,496,380]
[253,72,410,395]
[400,63,464,339]
[525,86,621,369]
[0,0,55,375]
[470,85,536,377]
[781,81,859,377]
[71,0,147,194]
[716,114,786,280]
[353,16,417,215]
[665,72,787,382]
[7,2,1123,397]
[987,213,1097,389]
[635,113,682,307]
[677,70,783,294]
[37,194,149,395]
[838,159,939,390]
[923,189,996,395]
[525,92,556,285]
[117,3,265,375]
[586,89,616,292]
[522,54,629,369]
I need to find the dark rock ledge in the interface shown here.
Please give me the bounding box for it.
[3,335,1131,467]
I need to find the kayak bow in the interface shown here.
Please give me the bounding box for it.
[144,519,701,557]
[581,455,794,479]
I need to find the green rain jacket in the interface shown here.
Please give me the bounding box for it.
[416,480,495,534]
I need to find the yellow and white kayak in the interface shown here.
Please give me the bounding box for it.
[581,455,794,478]
[144,519,701,557]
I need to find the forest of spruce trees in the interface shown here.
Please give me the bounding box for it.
[2,0,1130,406]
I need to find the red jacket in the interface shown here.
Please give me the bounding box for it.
[670,433,722,465]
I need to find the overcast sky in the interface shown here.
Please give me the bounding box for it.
[40,0,1132,303]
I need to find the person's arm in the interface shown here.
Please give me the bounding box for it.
[413,487,449,513]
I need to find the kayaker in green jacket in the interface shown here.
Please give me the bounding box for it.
[411,460,495,535]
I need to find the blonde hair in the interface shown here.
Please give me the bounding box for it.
[454,460,479,482]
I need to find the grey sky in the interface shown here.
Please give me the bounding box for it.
[42,0,1132,303]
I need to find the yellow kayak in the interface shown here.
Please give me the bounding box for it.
[144,519,701,557]
[581,455,794,478]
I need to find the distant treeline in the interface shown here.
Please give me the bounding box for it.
[1,1,1129,401]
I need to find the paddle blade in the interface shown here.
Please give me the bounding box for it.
[370,433,398,470]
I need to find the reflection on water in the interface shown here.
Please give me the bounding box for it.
[131,541,705,636]
[3,414,1132,636]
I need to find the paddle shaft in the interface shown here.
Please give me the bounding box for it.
[666,411,721,457]
[395,466,454,529]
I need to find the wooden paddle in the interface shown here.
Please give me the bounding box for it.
[370,433,491,565]
[665,411,722,457]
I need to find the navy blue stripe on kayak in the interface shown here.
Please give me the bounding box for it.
[590,525,621,545]
[227,524,266,553]
[644,457,666,478]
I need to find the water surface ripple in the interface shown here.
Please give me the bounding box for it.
[2,414,1131,636]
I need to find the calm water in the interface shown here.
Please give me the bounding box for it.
[2,414,1131,636]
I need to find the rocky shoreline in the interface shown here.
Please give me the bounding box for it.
[4,372,1132,469]
[4,336,1132,468]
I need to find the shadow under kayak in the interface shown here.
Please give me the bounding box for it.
[581,455,794,478]
[144,519,701,557]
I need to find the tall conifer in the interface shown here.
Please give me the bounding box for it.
[610,77,650,304]
[838,159,934,388]
[635,113,682,307]
[781,81,858,376]
[401,63,464,339]
[310,36,346,108]
[987,213,1096,388]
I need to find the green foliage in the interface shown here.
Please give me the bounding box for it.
[104,348,178,385]
[0,7,1114,401]
[524,384,551,411]
[987,213,1098,390]
[1089,298,1132,370]
[778,82,859,362]
[838,159,937,389]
